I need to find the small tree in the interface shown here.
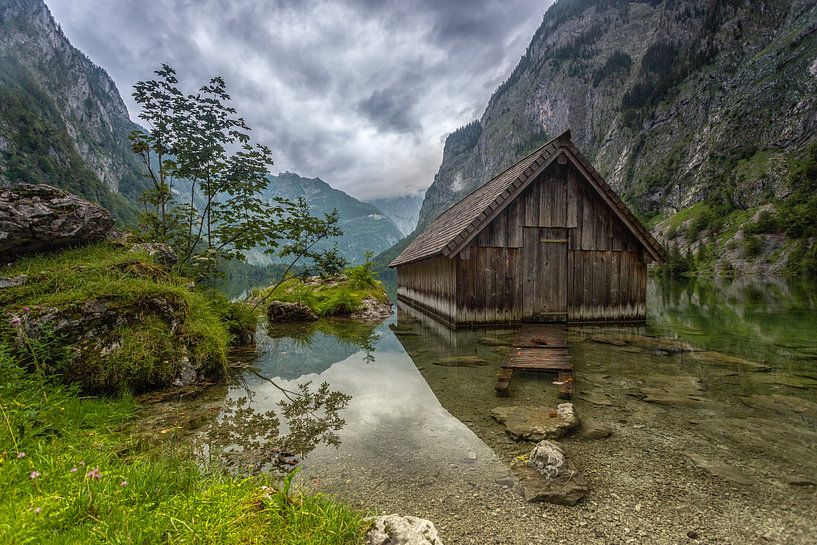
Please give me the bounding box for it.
[129,65,341,280]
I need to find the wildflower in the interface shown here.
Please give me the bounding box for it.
[16,452,25,459]
[86,467,101,480]
[33,507,41,514]
[78,461,85,466]
[22,307,30,313]
[70,467,78,473]
[9,317,20,327]
[120,481,128,487]
[29,471,40,480]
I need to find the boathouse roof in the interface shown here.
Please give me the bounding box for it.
[389,131,667,268]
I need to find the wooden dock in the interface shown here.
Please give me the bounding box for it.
[495,325,573,398]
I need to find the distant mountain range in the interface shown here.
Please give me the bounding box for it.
[367,192,424,237]
[245,172,404,265]
[0,0,411,264]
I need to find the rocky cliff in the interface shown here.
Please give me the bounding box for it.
[411,0,817,273]
[0,0,146,221]
[368,192,424,236]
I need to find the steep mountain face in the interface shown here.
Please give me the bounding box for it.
[248,172,404,265]
[0,0,146,221]
[368,191,424,236]
[414,0,817,272]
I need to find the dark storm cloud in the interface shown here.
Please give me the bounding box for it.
[358,86,421,134]
[47,0,552,199]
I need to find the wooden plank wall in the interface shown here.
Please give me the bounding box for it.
[396,256,457,322]
[398,160,649,324]
[453,246,522,324]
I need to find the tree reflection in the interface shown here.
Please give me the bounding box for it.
[199,372,351,475]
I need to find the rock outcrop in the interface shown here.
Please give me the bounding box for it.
[0,184,114,260]
[350,296,393,322]
[267,301,319,323]
[366,514,444,545]
[517,440,590,506]
[129,243,179,268]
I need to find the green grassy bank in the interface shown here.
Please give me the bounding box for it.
[0,345,368,544]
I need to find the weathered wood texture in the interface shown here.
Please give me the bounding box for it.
[495,325,571,395]
[395,256,457,322]
[397,159,651,324]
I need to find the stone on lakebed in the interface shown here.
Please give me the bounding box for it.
[366,514,444,545]
[433,355,488,367]
[517,440,590,506]
[491,403,579,441]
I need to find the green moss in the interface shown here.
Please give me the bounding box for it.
[0,347,368,544]
[0,243,239,393]
[256,264,390,318]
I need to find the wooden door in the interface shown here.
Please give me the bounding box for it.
[522,227,568,322]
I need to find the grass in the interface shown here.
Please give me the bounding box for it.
[0,345,368,544]
[255,263,390,318]
[0,243,255,393]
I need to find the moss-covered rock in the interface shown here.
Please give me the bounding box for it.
[0,243,253,393]
[255,264,392,321]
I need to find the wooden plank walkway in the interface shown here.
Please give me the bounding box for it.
[495,324,574,398]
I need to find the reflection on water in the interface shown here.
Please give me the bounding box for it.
[202,275,817,543]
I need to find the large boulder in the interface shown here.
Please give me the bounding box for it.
[0,184,114,260]
[517,440,590,506]
[366,514,444,545]
[491,403,579,441]
[5,294,210,392]
[267,301,319,323]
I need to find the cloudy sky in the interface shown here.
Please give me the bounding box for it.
[49,0,551,201]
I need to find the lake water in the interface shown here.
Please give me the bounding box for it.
[210,276,817,544]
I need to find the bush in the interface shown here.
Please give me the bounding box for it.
[742,235,764,258]
[785,240,817,277]
[745,210,781,235]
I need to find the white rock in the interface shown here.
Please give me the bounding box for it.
[366,514,444,545]
[527,440,566,479]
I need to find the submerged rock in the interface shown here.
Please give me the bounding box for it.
[518,440,590,505]
[433,356,488,367]
[366,514,444,545]
[577,422,613,440]
[685,453,753,485]
[491,403,579,441]
[0,184,114,261]
[478,336,512,347]
[691,351,771,371]
[266,301,318,323]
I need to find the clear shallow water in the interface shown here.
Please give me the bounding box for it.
[209,276,817,544]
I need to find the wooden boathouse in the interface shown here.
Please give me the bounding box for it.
[389,130,667,325]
